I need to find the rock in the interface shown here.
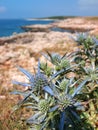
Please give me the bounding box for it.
[53,18,98,32]
[0,95,6,99]
[0,56,11,64]
[21,24,53,32]
[89,28,98,36]
[0,39,4,45]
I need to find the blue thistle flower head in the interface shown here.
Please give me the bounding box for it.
[32,72,49,90]
[13,61,50,92]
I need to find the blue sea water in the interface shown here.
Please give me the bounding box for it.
[0,19,54,37]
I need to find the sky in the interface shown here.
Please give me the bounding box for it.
[0,0,98,19]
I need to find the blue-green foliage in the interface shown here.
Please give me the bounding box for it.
[12,33,98,130]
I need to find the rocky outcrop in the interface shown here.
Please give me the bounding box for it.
[21,24,53,32]
[0,32,34,45]
[53,18,98,33]
[21,18,98,35]
[0,31,77,89]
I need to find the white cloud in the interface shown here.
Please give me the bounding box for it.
[78,0,98,11]
[0,6,6,13]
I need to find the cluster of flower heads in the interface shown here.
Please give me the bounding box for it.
[12,58,88,130]
[12,33,98,130]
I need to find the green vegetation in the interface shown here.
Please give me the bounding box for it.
[39,16,76,20]
[85,16,98,21]
[43,16,75,20]
[33,16,98,21]
[12,33,98,129]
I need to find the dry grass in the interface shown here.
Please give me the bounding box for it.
[85,16,98,22]
[0,86,29,130]
[41,42,78,55]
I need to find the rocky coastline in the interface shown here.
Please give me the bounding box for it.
[21,17,98,34]
[0,17,98,92]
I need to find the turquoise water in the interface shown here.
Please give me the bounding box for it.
[0,19,54,37]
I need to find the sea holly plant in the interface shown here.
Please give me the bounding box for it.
[42,51,76,71]
[74,33,98,65]
[74,33,98,129]
[12,33,98,130]
[12,64,88,130]
[74,33,98,92]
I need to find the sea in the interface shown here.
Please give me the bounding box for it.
[0,19,55,37]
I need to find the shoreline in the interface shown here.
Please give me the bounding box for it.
[0,19,55,38]
[1,17,98,38]
[26,18,58,21]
